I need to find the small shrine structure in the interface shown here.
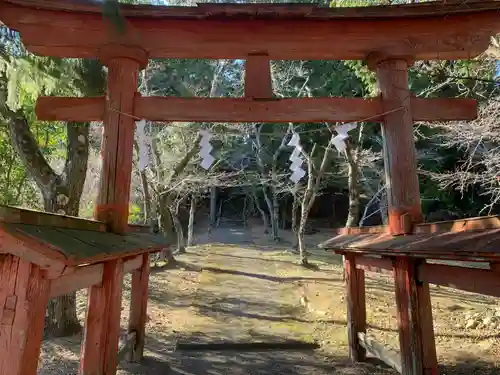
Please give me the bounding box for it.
[1,1,500,375]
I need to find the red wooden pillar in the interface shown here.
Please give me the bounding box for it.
[393,258,438,375]
[371,54,437,375]
[80,46,147,375]
[416,265,438,375]
[80,260,124,375]
[0,255,50,375]
[95,45,148,234]
[344,254,366,362]
[127,253,151,362]
[245,53,273,99]
[370,55,423,235]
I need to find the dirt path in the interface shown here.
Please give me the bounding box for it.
[120,245,394,375]
[39,239,500,375]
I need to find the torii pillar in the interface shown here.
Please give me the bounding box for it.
[370,54,437,375]
[79,45,150,375]
[369,54,423,235]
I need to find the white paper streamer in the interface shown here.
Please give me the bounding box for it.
[290,168,306,183]
[199,130,215,170]
[290,156,304,172]
[330,122,357,153]
[287,132,306,183]
[287,132,300,147]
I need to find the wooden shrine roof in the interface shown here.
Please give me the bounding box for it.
[320,215,500,261]
[3,0,500,20]
[2,0,500,60]
[2,223,167,262]
[0,205,170,275]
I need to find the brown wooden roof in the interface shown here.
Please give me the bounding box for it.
[4,0,500,20]
[320,229,500,261]
[2,223,169,264]
[0,205,170,272]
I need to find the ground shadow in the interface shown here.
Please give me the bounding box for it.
[365,276,496,306]
[127,331,394,375]
[200,265,339,283]
[440,357,500,375]
[38,345,80,374]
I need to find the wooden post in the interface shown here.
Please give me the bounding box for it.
[417,269,438,375]
[370,55,422,235]
[82,46,147,375]
[127,254,151,362]
[393,257,437,375]
[0,255,50,375]
[80,259,124,375]
[370,53,437,375]
[245,54,273,99]
[95,46,148,234]
[344,254,366,362]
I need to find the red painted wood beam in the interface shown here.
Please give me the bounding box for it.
[355,256,392,275]
[48,255,142,298]
[344,254,367,363]
[418,262,500,298]
[1,2,497,60]
[0,256,50,375]
[127,253,151,362]
[35,96,478,123]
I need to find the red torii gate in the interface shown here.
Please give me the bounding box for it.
[1,1,500,375]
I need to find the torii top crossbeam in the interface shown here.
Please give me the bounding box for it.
[1,0,500,60]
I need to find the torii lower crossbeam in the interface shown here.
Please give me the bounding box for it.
[35,95,477,123]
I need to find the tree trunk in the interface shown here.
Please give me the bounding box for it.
[209,186,217,231]
[262,186,278,239]
[345,142,361,228]
[254,124,291,241]
[280,195,288,229]
[298,208,309,266]
[242,194,248,228]
[296,143,331,267]
[158,195,176,263]
[46,294,81,338]
[140,170,152,223]
[187,194,196,247]
[171,208,186,254]
[271,188,280,241]
[216,199,223,228]
[252,188,269,233]
[291,190,299,249]
[298,180,313,266]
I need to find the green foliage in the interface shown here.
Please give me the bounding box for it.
[128,203,143,223]
[0,26,106,210]
[0,122,38,205]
